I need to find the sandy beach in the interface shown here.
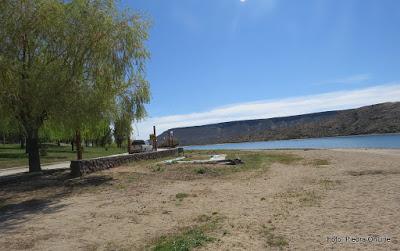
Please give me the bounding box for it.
[0,149,399,250]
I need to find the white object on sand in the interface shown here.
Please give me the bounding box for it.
[161,154,227,164]
[162,157,187,164]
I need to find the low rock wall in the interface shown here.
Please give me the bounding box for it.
[70,148,183,177]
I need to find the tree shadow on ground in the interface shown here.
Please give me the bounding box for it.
[0,146,21,150]
[0,170,113,232]
[0,153,27,159]
[0,193,67,232]
[0,169,112,192]
[41,156,69,160]
[45,149,75,153]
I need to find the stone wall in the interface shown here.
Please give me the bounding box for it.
[70,148,184,177]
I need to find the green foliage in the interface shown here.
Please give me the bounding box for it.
[114,83,151,148]
[151,164,165,172]
[113,116,128,148]
[310,159,330,167]
[0,0,151,170]
[152,228,213,251]
[0,0,68,133]
[0,104,20,140]
[195,167,207,174]
[99,125,113,147]
[226,151,303,172]
[175,193,190,201]
[151,214,222,251]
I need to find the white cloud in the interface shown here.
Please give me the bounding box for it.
[133,83,400,139]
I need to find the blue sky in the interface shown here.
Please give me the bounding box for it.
[120,0,400,138]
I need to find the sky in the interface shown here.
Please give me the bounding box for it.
[119,0,400,139]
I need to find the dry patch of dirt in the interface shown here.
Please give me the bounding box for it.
[0,149,399,250]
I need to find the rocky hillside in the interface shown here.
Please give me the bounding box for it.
[157,102,400,146]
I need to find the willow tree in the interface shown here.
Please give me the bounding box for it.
[0,0,150,171]
[59,0,150,160]
[0,104,13,144]
[114,78,150,151]
[0,0,67,171]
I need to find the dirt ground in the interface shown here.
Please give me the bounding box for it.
[0,149,399,250]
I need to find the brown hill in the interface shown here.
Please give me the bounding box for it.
[158,102,400,146]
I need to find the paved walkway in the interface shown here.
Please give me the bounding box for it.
[0,152,132,177]
[0,150,171,178]
[0,162,70,177]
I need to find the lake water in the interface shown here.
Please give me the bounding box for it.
[184,134,400,150]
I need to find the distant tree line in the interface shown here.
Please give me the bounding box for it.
[0,0,151,172]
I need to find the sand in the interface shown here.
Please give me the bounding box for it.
[0,149,399,250]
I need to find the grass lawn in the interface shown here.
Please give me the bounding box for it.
[0,144,126,169]
[183,149,302,174]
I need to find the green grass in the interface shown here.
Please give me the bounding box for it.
[151,164,166,172]
[194,167,207,174]
[146,150,303,179]
[0,144,126,169]
[175,193,190,201]
[225,151,303,172]
[178,150,302,175]
[152,228,213,251]
[183,151,211,161]
[310,159,330,167]
[151,214,222,251]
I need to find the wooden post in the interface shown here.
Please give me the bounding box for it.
[153,126,157,151]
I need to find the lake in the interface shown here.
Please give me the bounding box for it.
[184,134,400,150]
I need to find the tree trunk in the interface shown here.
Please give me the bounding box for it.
[20,136,25,149]
[71,140,74,151]
[127,136,131,153]
[57,140,60,147]
[75,130,82,160]
[26,130,41,172]
[2,134,5,144]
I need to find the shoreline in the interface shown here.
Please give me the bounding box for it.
[183,133,400,149]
